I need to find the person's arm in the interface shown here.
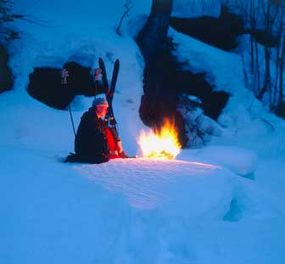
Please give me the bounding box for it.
[116,139,128,158]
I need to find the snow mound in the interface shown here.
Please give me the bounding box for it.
[76,158,235,219]
[179,146,257,177]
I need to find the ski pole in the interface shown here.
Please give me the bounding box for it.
[68,104,76,137]
[61,68,76,138]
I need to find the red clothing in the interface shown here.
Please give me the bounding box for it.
[102,127,121,159]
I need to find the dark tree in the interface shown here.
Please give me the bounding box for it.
[0,0,22,41]
[136,0,176,122]
[0,0,22,92]
[135,0,189,145]
[135,0,233,147]
[136,0,173,64]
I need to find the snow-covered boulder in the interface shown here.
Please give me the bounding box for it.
[77,158,235,219]
[179,146,257,178]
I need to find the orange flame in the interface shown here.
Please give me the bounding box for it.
[138,118,181,160]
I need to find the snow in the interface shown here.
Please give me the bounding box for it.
[172,0,222,18]
[78,158,230,211]
[178,146,257,177]
[1,0,285,263]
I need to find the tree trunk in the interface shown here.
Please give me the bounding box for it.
[135,0,174,122]
[279,33,285,106]
[254,40,261,95]
[135,0,188,146]
[0,45,13,93]
[136,0,173,64]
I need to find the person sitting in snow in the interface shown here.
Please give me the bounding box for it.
[65,97,127,163]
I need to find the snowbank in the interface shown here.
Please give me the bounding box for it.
[172,0,222,18]
[78,158,233,213]
[179,146,257,177]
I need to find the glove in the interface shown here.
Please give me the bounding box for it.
[118,151,128,159]
[94,68,102,81]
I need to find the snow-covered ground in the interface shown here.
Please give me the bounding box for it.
[1,0,285,263]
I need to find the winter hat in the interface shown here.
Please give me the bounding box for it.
[92,97,108,107]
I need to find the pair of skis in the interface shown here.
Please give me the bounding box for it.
[62,58,120,139]
[97,58,133,159]
[97,58,120,140]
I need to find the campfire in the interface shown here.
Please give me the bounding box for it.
[138,118,181,160]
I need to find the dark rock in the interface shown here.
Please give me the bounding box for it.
[250,29,278,48]
[0,45,13,93]
[202,91,230,120]
[170,6,244,51]
[275,102,285,119]
[175,71,212,99]
[175,70,230,120]
[27,62,99,109]
[27,67,73,109]
[63,62,95,95]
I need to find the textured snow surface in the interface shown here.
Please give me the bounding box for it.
[78,158,230,210]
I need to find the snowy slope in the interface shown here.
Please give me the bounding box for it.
[171,28,285,157]
[7,0,152,155]
[1,0,285,264]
